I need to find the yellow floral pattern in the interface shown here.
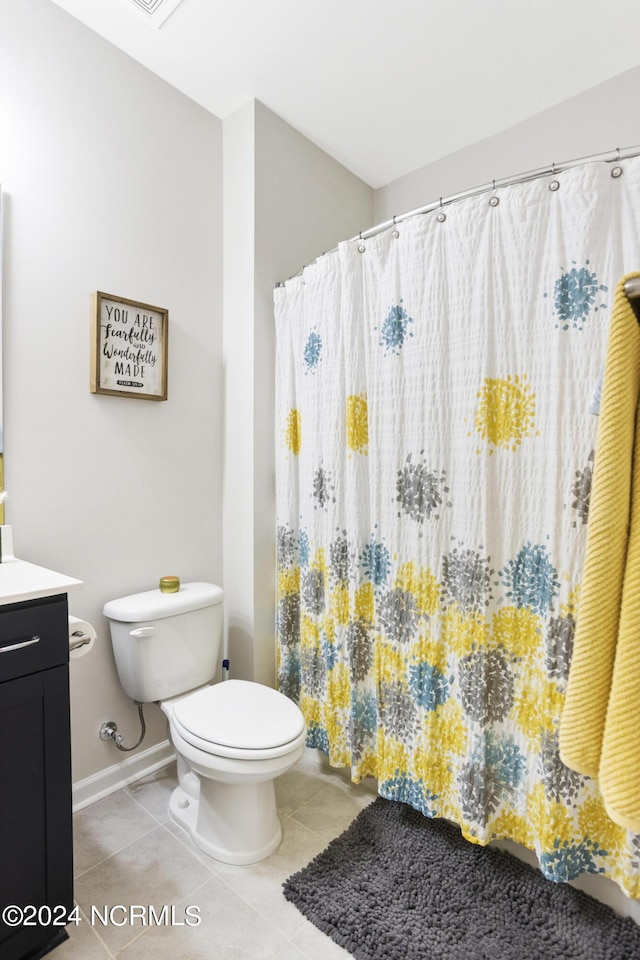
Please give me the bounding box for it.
[472,374,539,454]
[285,408,301,455]
[346,394,369,454]
[275,203,640,900]
[276,518,640,895]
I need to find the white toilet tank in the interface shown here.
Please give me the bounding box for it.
[103,582,224,703]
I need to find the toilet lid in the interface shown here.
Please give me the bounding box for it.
[171,679,305,751]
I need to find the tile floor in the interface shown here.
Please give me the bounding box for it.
[58,749,376,959]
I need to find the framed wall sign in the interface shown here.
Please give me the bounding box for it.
[90,292,168,401]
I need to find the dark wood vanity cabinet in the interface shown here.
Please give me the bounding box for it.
[0,593,73,960]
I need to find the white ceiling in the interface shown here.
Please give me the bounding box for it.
[50,0,640,188]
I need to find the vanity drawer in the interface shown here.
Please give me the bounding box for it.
[0,594,68,682]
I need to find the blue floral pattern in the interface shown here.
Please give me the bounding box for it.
[545,261,608,331]
[377,302,414,355]
[303,330,322,371]
[276,193,640,899]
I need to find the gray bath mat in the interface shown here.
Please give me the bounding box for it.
[283,798,640,960]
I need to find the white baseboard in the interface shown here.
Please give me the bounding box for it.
[72,739,175,812]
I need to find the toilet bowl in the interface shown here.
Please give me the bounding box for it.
[161,680,306,864]
[103,582,306,865]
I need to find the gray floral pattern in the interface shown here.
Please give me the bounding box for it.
[301,568,325,615]
[458,648,514,725]
[277,593,300,648]
[312,465,336,510]
[377,587,419,644]
[458,761,505,825]
[545,613,576,683]
[277,524,296,567]
[378,681,418,740]
[301,646,327,699]
[329,534,352,584]
[278,650,301,701]
[539,731,586,804]
[442,546,494,612]
[571,450,593,528]
[346,619,374,682]
[395,453,451,523]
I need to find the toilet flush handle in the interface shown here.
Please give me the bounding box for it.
[130,626,154,639]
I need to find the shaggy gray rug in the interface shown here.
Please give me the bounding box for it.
[283,798,640,959]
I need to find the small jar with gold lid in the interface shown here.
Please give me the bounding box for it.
[159,575,180,594]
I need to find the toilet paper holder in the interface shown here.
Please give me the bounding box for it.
[69,630,92,652]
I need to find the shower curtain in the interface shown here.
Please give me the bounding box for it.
[275,155,640,897]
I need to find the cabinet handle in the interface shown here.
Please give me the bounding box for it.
[0,635,41,653]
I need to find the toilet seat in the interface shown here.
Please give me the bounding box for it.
[168,679,306,760]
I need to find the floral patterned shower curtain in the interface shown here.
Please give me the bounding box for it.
[275,156,640,897]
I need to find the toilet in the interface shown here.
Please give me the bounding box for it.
[103,582,306,865]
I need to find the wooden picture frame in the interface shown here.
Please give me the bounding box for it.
[90,292,168,401]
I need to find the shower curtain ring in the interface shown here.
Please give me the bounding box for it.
[392,215,400,239]
[358,231,366,253]
[437,198,446,222]
[611,147,624,178]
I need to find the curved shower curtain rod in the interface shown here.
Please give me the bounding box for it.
[276,143,640,289]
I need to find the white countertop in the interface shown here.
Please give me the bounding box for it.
[0,558,83,605]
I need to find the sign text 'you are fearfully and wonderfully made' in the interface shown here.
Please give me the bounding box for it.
[97,296,167,399]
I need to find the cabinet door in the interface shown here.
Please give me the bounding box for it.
[0,665,73,960]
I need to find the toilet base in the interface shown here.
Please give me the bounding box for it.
[168,777,283,865]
